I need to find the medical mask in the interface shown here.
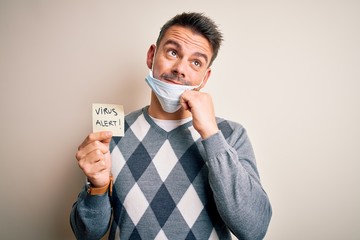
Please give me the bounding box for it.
[145,70,203,113]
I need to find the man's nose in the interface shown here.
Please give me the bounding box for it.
[171,59,187,79]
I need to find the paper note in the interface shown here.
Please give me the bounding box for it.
[92,103,124,137]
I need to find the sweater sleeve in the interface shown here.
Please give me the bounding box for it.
[70,186,112,240]
[202,126,272,240]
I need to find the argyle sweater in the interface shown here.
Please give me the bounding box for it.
[71,107,272,240]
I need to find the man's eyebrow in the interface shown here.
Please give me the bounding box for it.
[193,52,209,64]
[163,39,209,64]
[164,39,181,49]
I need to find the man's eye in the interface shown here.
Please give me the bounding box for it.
[193,60,202,67]
[168,50,177,57]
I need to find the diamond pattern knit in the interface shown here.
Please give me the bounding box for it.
[71,106,272,240]
[109,107,229,239]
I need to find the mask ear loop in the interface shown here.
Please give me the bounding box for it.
[193,71,208,89]
[151,46,157,74]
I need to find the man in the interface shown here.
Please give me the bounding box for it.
[71,12,272,240]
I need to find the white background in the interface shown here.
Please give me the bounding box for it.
[0,1,359,239]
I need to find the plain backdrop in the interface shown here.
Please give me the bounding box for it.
[1,1,359,239]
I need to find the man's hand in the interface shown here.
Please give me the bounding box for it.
[75,131,113,188]
[180,90,219,139]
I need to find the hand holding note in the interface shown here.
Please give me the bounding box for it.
[75,131,113,188]
[75,103,124,188]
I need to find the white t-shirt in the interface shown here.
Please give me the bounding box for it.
[149,116,192,132]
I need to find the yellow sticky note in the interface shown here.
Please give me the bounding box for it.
[92,103,124,137]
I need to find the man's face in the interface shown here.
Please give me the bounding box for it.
[148,25,213,88]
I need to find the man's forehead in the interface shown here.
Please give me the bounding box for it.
[159,26,213,57]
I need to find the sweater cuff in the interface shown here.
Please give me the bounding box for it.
[79,186,111,208]
[202,131,229,161]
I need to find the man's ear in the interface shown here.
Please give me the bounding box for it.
[146,44,156,69]
[197,68,212,91]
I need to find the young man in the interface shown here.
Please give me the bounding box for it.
[71,12,272,239]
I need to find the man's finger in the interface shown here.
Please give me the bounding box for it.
[78,131,113,150]
[180,90,195,111]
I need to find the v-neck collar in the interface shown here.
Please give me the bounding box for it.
[142,106,194,137]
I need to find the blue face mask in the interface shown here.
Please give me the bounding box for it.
[145,70,203,113]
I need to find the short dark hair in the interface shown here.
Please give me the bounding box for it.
[156,12,223,66]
